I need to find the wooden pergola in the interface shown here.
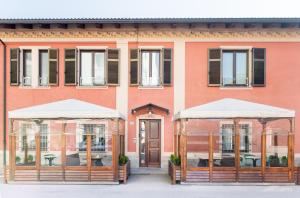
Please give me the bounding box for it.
[174,98,296,183]
[6,99,126,183]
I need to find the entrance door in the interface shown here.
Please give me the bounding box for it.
[139,120,161,167]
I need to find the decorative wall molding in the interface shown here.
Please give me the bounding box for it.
[1,28,300,40]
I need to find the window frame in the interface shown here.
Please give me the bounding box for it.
[221,50,249,87]
[140,49,162,87]
[79,50,106,87]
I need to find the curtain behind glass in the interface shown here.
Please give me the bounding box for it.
[39,51,49,86]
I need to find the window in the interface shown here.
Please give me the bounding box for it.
[141,50,161,86]
[80,51,105,86]
[222,50,248,86]
[130,48,172,87]
[22,50,32,86]
[40,124,48,152]
[39,50,49,86]
[79,124,106,151]
[221,123,250,153]
[21,124,35,151]
[208,48,266,87]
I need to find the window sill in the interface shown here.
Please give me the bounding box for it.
[219,86,253,90]
[76,86,108,89]
[138,86,164,90]
[19,86,51,89]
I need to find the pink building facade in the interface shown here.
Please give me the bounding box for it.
[0,18,300,175]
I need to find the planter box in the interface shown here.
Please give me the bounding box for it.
[168,160,181,184]
[119,161,130,183]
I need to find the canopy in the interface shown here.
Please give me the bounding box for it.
[174,98,295,120]
[8,99,125,119]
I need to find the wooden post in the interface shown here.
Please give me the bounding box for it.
[180,119,187,182]
[261,120,267,182]
[209,131,213,182]
[61,123,66,181]
[112,118,120,182]
[234,119,240,182]
[87,134,92,181]
[8,119,14,181]
[288,118,295,182]
[35,132,41,181]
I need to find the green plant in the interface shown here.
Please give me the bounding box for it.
[281,156,288,166]
[15,156,21,163]
[119,155,129,166]
[27,154,34,162]
[170,154,181,166]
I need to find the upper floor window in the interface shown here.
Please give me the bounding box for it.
[64,48,119,86]
[141,50,161,86]
[208,48,266,87]
[80,51,105,86]
[222,50,248,86]
[10,48,58,87]
[130,48,172,87]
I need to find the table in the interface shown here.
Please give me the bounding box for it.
[44,154,56,166]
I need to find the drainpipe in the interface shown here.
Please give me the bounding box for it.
[0,38,6,180]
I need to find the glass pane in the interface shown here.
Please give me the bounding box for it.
[240,121,262,168]
[141,52,150,86]
[16,123,36,166]
[150,52,160,86]
[222,52,234,85]
[266,119,289,168]
[66,123,87,166]
[186,120,210,168]
[41,123,61,166]
[213,123,235,167]
[90,124,110,166]
[80,52,93,86]
[236,52,247,85]
[94,52,105,85]
[140,121,146,165]
[23,50,32,86]
[39,51,49,86]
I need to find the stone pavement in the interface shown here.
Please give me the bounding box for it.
[1,174,300,198]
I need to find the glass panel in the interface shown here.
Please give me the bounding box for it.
[66,123,87,166]
[80,52,93,86]
[150,52,160,86]
[90,124,110,166]
[141,52,150,86]
[213,123,235,167]
[41,123,61,166]
[266,119,289,167]
[240,121,262,168]
[222,52,234,85]
[139,121,146,166]
[94,52,105,85]
[186,120,210,168]
[235,52,247,85]
[16,123,36,166]
[23,50,32,86]
[39,50,49,86]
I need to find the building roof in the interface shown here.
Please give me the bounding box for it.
[174,98,295,120]
[8,99,125,119]
[1,18,300,29]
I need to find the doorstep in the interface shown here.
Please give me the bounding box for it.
[6,181,119,185]
[131,167,168,175]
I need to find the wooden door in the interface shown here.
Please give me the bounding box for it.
[139,120,161,167]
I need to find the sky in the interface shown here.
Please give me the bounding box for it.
[0,0,300,19]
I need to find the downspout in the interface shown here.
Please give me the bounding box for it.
[0,38,6,180]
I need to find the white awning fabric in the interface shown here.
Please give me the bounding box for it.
[174,98,295,120]
[8,99,125,119]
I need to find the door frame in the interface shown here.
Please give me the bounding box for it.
[136,114,164,168]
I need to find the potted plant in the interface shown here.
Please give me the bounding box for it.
[118,155,130,183]
[169,154,181,184]
[281,156,288,167]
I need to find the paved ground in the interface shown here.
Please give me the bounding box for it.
[1,175,300,198]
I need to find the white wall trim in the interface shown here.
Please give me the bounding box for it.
[76,46,108,49]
